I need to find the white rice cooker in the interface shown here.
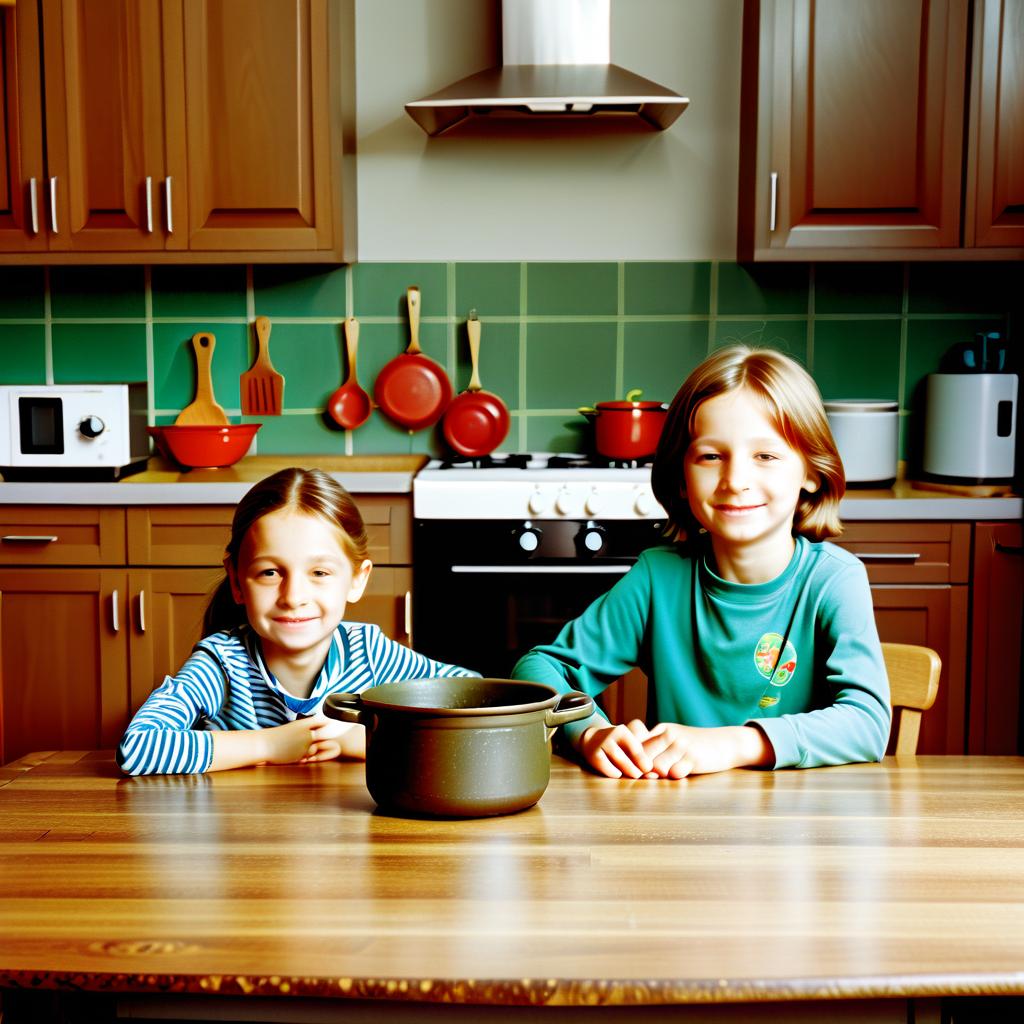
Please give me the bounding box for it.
[823,400,899,486]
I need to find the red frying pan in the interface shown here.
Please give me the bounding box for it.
[374,286,452,431]
[442,311,510,457]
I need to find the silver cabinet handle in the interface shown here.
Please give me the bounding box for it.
[403,590,412,639]
[769,171,778,232]
[49,176,58,233]
[164,176,173,233]
[29,178,39,234]
[145,176,153,233]
[852,552,921,562]
[2,534,58,543]
[111,589,120,633]
[451,565,632,575]
[137,590,146,632]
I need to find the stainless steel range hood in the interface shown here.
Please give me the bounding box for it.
[405,0,689,136]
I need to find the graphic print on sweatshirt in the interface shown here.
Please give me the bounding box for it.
[754,631,797,708]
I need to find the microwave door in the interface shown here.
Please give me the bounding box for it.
[19,396,65,456]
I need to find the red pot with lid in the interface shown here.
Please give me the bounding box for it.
[579,389,669,460]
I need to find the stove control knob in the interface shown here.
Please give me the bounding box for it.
[79,415,105,438]
[528,487,550,516]
[517,522,542,554]
[634,488,656,517]
[555,487,575,516]
[577,521,607,555]
[584,488,603,516]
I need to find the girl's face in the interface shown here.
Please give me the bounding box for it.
[684,387,818,576]
[227,508,371,663]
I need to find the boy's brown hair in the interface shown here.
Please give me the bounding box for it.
[651,345,846,541]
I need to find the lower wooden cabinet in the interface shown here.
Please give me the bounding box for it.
[0,499,414,765]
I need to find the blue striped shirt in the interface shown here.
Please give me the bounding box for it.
[117,622,476,775]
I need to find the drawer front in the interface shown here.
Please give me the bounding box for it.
[127,497,412,567]
[127,507,234,566]
[834,522,970,584]
[0,507,126,565]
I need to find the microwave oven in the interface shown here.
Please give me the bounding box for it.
[0,383,150,480]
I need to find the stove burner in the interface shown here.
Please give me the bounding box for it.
[437,452,534,470]
[546,454,655,470]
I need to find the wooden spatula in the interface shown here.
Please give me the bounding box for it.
[175,332,229,425]
[240,315,285,416]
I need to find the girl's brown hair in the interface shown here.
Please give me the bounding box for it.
[203,467,370,635]
[651,345,845,542]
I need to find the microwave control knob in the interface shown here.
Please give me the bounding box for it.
[528,487,550,516]
[517,522,542,553]
[578,521,607,555]
[555,488,575,516]
[584,488,603,516]
[79,416,105,438]
[634,488,656,517]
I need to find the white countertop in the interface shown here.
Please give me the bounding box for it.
[0,456,1020,519]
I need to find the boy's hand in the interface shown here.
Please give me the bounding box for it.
[261,718,323,765]
[579,721,773,779]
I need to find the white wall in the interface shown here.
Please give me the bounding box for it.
[355,0,743,260]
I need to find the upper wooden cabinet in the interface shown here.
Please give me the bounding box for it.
[0,0,355,264]
[738,0,1024,260]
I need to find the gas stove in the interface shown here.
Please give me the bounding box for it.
[413,453,668,520]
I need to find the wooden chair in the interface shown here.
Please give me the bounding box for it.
[882,642,941,756]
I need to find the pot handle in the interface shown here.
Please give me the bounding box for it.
[544,690,595,729]
[323,692,374,727]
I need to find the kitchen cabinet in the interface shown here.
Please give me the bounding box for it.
[0,0,355,264]
[0,496,413,764]
[738,0,1024,260]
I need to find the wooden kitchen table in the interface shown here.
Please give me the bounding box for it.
[1,752,1023,1024]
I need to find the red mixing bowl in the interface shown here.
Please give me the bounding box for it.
[148,424,261,469]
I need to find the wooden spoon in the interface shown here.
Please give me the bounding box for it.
[175,332,228,425]
[326,317,372,429]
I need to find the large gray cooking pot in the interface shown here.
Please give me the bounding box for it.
[323,677,594,818]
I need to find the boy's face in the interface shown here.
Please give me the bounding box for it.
[683,387,818,575]
[227,509,371,664]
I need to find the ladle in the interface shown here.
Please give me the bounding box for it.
[327,317,372,429]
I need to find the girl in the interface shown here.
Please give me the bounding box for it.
[513,345,890,780]
[118,468,476,775]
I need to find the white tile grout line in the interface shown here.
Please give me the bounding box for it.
[42,267,53,384]
[518,262,528,451]
[614,262,625,399]
[707,262,718,354]
[144,266,155,425]
[899,263,911,438]
[806,264,815,371]
[344,265,354,455]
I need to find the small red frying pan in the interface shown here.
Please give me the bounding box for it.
[443,311,510,457]
[374,286,453,431]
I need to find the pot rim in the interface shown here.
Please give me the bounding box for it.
[352,678,565,717]
[595,400,668,412]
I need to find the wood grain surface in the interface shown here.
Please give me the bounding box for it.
[1,751,1023,1008]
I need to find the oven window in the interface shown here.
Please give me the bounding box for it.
[18,397,64,455]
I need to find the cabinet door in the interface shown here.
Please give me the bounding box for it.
[0,0,47,252]
[354,567,412,646]
[0,568,128,765]
[968,522,1024,753]
[739,0,969,259]
[872,584,969,755]
[965,0,1024,248]
[40,0,186,252]
[182,0,337,253]
[127,568,220,716]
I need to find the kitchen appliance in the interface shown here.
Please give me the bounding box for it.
[412,453,668,684]
[0,383,148,480]
[823,399,899,486]
[923,332,1018,484]
[323,678,593,818]
[405,0,689,135]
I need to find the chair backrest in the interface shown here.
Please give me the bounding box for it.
[882,642,942,756]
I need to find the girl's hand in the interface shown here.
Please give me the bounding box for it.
[639,723,774,778]
[260,718,323,765]
[579,719,659,779]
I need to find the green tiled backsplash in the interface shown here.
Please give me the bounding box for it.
[0,262,1018,459]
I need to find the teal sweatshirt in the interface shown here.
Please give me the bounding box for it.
[513,536,891,768]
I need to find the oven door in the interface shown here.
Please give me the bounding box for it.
[412,519,663,720]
